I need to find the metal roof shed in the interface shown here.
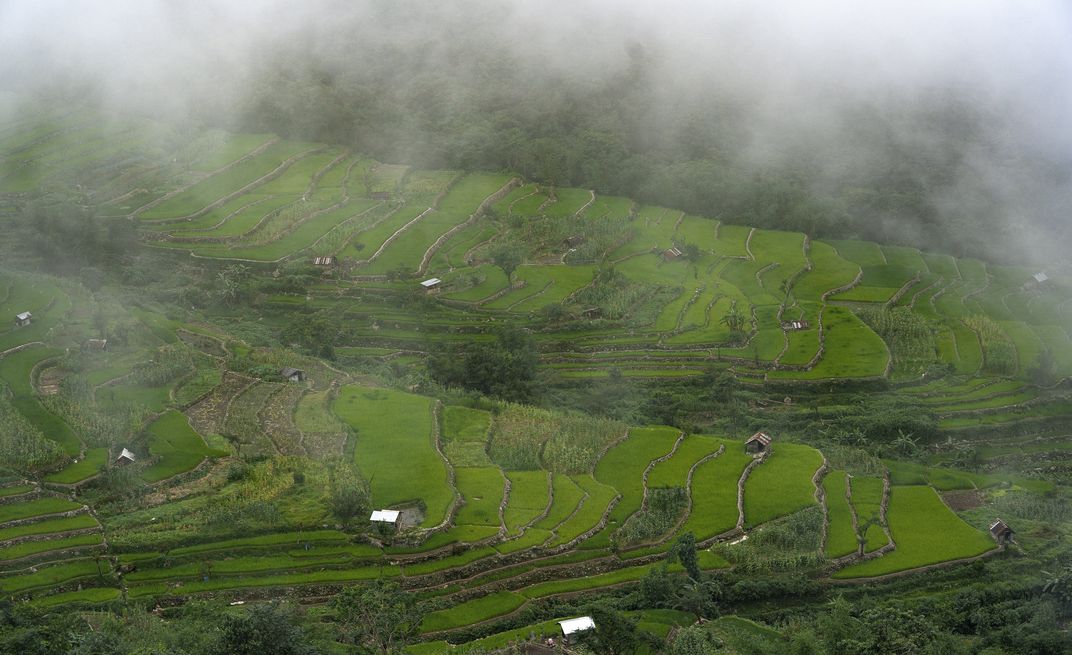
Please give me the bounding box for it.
[370,509,400,523]
[559,616,596,637]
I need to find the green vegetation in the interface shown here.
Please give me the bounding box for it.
[743,443,823,527]
[333,386,452,526]
[143,411,223,483]
[834,486,995,578]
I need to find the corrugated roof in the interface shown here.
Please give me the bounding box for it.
[559,616,595,635]
[747,431,772,446]
[15,312,31,321]
[421,278,442,287]
[370,509,400,523]
[117,448,136,462]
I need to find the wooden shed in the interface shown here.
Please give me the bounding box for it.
[420,278,442,293]
[989,519,1014,545]
[115,448,136,466]
[745,431,772,454]
[662,246,683,261]
[14,311,31,327]
[280,367,305,383]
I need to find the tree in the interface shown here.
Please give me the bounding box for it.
[577,602,653,655]
[1030,347,1058,386]
[330,466,371,522]
[427,327,538,402]
[213,603,315,655]
[670,532,702,581]
[669,625,723,655]
[332,579,423,654]
[675,580,721,621]
[489,243,524,279]
[216,264,252,306]
[720,306,747,336]
[638,563,675,607]
[679,243,701,261]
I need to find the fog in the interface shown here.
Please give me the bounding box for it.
[2,0,1070,264]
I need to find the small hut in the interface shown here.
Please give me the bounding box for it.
[312,256,336,267]
[745,431,772,454]
[14,311,31,327]
[370,509,400,525]
[1023,271,1051,291]
[662,247,683,261]
[280,367,305,383]
[563,235,585,249]
[115,448,136,466]
[558,616,595,643]
[85,338,108,352]
[420,278,442,293]
[989,519,1014,545]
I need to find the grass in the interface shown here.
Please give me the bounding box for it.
[0,559,105,594]
[363,173,510,274]
[139,140,316,219]
[520,562,668,599]
[546,474,618,547]
[743,442,823,527]
[129,564,400,598]
[0,345,82,456]
[545,188,594,218]
[0,514,98,542]
[484,265,596,312]
[0,497,82,523]
[454,468,505,527]
[0,532,102,561]
[589,426,680,543]
[678,442,752,540]
[849,476,889,552]
[442,406,491,442]
[30,587,121,607]
[795,241,860,301]
[421,590,527,633]
[0,484,33,498]
[822,471,856,558]
[502,471,550,534]
[44,447,108,484]
[143,410,223,483]
[769,306,889,379]
[333,386,453,527]
[167,530,348,556]
[646,435,721,489]
[833,486,995,579]
[530,474,585,531]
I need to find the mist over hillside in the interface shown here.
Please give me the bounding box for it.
[2,0,1070,262]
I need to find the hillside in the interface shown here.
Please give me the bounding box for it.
[0,107,1069,652]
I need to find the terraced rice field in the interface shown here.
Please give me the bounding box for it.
[333,386,453,527]
[833,486,994,579]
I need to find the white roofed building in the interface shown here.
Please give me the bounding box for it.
[370,509,400,523]
[115,448,136,466]
[559,616,595,641]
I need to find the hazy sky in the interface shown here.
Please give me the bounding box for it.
[3,0,1069,122]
